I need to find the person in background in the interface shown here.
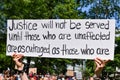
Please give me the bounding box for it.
[29,71,34,80]
[12,53,110,80]
[3,70,10,80]
[12,53,28,80]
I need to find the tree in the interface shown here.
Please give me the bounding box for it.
[78,0,120,27]
[0,0,82,74]
[77,0,120,77]
[1,0,120,77]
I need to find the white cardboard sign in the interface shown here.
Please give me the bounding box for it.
[7,19,115,60]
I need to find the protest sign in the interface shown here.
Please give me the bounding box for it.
[7,19,115,60]
[29,68,37,74]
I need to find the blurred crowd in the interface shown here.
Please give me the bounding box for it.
[0,70,77,80]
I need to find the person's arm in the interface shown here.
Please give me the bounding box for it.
[12,53,29,80]
[20,72,29,80]
[90,58,110,80]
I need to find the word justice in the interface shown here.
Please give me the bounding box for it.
[9,20,37,31]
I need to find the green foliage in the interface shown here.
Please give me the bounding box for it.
[84,60,95,77]
[77,0,120,28]
[53,0,80,19]
[0,0,82,73]
[0,39,11,72]
[33,57,72,74]
[80,0,120,77]
[0,0,120,76]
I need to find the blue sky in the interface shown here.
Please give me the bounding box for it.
[77,2,120,29]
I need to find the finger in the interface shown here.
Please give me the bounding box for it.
[96,58,104,63]
[95,60,100,67]
[12,53,17,57]
[17,55,22,59]
[19,54,24,57]
[94,58,102,65]
[18,54,24,59]
[104,59,110,64]
[16,54,24,60]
